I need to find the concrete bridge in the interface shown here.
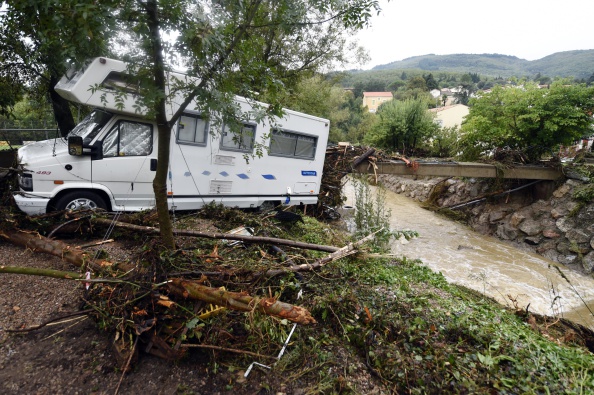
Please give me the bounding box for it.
[354,160,564,180]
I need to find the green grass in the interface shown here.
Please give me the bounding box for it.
[293,256,594,393]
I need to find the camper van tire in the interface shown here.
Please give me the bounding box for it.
[53,191,109,212]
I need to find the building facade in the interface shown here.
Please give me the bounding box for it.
[362,92,393,113]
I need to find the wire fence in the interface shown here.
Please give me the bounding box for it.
[0,121,61,146]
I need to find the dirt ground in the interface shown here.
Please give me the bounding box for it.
[0,239,306,395]
[0,221,386,395]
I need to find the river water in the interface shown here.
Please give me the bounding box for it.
[343,181,594,330]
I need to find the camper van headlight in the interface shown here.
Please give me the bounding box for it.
[18,173,33,191]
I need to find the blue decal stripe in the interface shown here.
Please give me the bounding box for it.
[262,174,276,180]
[237,173,249,180]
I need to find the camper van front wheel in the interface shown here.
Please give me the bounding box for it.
[55,191,108,212]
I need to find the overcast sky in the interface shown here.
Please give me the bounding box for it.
[354,0,594,69]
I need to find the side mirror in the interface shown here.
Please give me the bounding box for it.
[68,136,83,156]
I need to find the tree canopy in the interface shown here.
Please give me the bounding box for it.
[0,0,117,133]
[364,98,438,155]
[1,0,385,247]
[458,83,594,162]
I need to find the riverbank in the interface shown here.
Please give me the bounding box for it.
[2,208,594,394]
[377,172,594,277]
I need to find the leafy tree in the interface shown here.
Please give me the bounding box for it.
[458,83,594,162]
[276,74,352,143]
[353,79,387,97]
[427,126,458,157]
[422,73,438,90]
[0,0,116,135]
[119,0,383,248]
[406,76,427,91]
[454,73,475,105]
[0,75,24,118]
[386,79,405,91]
[587,72,594,86]
[2,0,383,248]
[334,92,376,144]
[364,98,438,154]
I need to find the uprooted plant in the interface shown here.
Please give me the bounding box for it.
[351,174,418,252]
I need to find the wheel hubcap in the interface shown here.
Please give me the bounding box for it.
[65,198,98,211]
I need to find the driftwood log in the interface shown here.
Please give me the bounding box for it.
[167,278,316,325]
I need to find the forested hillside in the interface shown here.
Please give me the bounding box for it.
[369,50,594,79]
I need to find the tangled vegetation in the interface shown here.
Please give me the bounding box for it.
[3,197,593,394]
[2,147,594,393]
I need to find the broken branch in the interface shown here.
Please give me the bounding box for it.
[180,343,278,359]
[92,217,340,253]
[0,229,131,273]
[167,278,316,325]
[264,230,381,277]
[0,265,83,279]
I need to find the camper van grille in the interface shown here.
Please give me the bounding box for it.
[214,155,235,165]
[209,180,232,194]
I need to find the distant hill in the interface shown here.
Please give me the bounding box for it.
[372,50,594,79]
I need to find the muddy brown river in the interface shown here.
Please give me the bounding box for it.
[344,180,594,330]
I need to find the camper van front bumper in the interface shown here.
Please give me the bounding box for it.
[13,193,49,215]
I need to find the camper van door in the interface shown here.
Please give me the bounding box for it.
[90,117,158,210]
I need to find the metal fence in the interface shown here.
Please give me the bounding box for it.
[0,121,61,145]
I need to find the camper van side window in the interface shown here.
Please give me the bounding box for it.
[269,129,317,159]
[177,114,208,146]
[103,121,153,157]
[220,123,255,153]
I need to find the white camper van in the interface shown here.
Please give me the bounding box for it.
[14,57,329,215]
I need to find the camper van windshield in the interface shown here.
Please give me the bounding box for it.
[68,110,113,141]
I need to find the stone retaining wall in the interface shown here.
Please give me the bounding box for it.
[377,174,594,275]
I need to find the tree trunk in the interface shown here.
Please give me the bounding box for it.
[167,278,316,325]
[352,148,375,169]
[152,123,175,249]
[0,229,124,272]
[48,75,76,137]
[146,0,175,249]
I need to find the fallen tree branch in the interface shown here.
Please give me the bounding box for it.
[166,278,316,325]
[0,256,314,324]
[444,180,542,210]
[78,239,114,248]
[0,229,131,273]
[180,343,278,359]
[0,265,83,279]
[47,214,92,238]
[264,230,381,277]
[92,217,340,253]
[5,309,93,333]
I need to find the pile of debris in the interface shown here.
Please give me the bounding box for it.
[318,144,389,215]
[0,143,389,372]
